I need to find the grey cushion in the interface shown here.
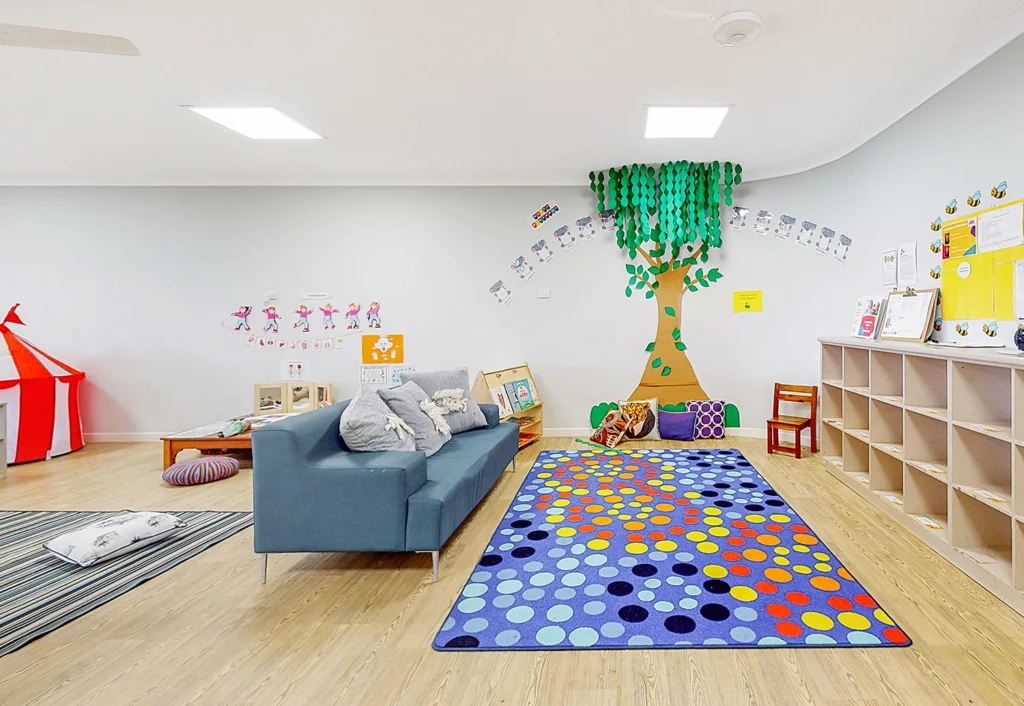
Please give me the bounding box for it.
[378,382,451,457]
[399,367,487,435]
[339,386,416,453]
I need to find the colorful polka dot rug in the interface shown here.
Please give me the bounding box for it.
[434,449,910,651]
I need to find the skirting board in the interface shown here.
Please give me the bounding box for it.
[87,427,774,443]
[544,427,768,439]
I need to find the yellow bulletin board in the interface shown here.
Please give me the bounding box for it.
[939,198,1024,321]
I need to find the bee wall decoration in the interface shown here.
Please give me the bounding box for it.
[929,239,941,253]
[955,322,970,336]
[966,190,982,207]
[982,322,999,338]
[929,265,941,279]
[992,181,1008,199]
[930,217,942,232]
[933,317,943,332]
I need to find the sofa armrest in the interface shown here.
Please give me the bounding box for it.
[251,406,427,553]
[480,403,500,429]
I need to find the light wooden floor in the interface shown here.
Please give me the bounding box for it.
[2,438,1024,706]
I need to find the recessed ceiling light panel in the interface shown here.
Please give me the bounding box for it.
[186,106,323,140]
[644,106,729,139]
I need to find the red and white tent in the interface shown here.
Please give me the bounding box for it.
[0,304,85,464]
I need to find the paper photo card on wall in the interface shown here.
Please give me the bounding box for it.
[554,224,577,251]
[834,234,852,264]
[576,216,596,241]
[815,227,836,255]
[531,239,556,264]
[599,209,617,232]
[728,206,749,231]
[489,280,514,305]
[511,256,536,280]
[773,215,796,241]
[795,221,816,247]
[753,210,773,236]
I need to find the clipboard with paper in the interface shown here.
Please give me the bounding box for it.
[879,288,939,343]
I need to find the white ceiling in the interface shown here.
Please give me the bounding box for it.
[2,0,1023,186]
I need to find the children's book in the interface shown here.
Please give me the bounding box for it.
[512,378,535,409]
[503,382,522,412]
[852,296,886,339]
[489,387,514,417]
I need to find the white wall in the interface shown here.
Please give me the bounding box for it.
[2,36,1023,440]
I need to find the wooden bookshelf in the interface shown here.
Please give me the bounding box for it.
[471,363,543,450]
[819,336,1024,617]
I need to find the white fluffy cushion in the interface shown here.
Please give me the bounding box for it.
[43,511,186,567]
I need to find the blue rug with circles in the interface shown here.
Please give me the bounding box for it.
[433,448,910,651]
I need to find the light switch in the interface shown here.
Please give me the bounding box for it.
[537,289,551,299]
[264,291,279,301]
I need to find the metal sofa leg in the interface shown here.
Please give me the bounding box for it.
[258,553,267,585]
[513,457,517,472]
[416,550,440,582]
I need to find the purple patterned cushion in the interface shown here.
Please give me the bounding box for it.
[658,411,696,441]
[162,456,240,486]
[684,400,726,439]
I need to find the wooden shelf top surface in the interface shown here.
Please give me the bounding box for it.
[820,336,1024,369]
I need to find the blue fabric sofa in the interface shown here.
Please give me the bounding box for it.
[251,400,519,583]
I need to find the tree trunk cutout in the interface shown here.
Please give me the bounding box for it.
[630,263,708,404]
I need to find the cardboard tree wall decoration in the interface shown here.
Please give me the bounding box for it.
[589,161,741,404]
[0,304,86,464]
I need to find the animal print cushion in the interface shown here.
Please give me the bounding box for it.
[43,511,187,567]
[616,398,661,440]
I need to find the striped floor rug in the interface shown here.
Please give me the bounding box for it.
[0,509,253,657]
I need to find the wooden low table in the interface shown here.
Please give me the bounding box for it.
[160,414,296,469]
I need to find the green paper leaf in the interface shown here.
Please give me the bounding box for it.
[625,287,632,298]
[629,276,637,285]
[695,267,704,280]
[626,264,636,274]
[651,280,660,290]
[672,261,681,270]
[645,341,656,352]
[672,327,680,340]
[659,262,669,273]
[664,306,677,317]
[645,290,654,299]
[661,366,672,377]
[683,275,692,285]
[699,278,710,288]
[674,342,687,351]
[708,268,723,282]
[700,251,709,263]
[652,357,663,369]
[629,248,637,259]
[688,285,699,292]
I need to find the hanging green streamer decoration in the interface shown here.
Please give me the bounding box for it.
[590,160,741,258]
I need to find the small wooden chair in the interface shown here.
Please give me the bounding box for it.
[767,384,818,459]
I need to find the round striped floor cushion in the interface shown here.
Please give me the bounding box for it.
[161,456,240,486]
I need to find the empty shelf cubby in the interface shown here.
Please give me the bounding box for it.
[905,354,948,418]
[951,424,1012,511]
[904,408,948,482]
[843,347,869,391]
[822,344,843,385]
[952,489,1013,584]
[952,362,1011,441]
[870,350,903,400]
[904,465,949,537]
[869,446,904,510]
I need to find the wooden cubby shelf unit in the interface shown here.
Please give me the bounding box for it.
[819,336,1024,617]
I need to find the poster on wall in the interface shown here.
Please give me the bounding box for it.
[360,365,389,385]
[897,241,918,287]
[511,255,536,280]
[977,201,1024,252]
[732,290,763,313]
[362,333,405,363]
[753,210,773,236]
[389,364,419,385]
[881,249,897,287]
[795,221,816,247]
[281,359,310,381]
[530,203,559,229]
[941,217,977,259]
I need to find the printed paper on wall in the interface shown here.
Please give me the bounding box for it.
[362,333,405,364]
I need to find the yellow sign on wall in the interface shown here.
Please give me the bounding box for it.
[733,290,763,313]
